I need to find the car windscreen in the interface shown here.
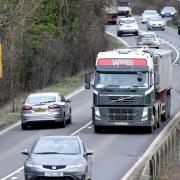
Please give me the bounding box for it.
[149,17,162,21]
[144,11,157,15]
[33,139,81,155]
[163,7,175,11]
[26,95,56,104]
[121,19,135,24]
[94,72,149,89]
[118,2,130,6]
[140,34,156,40]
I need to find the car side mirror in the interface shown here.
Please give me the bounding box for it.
[21,149,30,156]
[84,149,94,156]
[66,99,71,103]
[85,73,92,89]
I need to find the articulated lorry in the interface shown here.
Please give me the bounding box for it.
[117,0,132,16]
[85,48,172,133]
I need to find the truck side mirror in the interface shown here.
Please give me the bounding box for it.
[85,73,92,89]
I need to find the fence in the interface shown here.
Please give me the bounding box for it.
[122,112,180,180]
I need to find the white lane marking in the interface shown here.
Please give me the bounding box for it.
[1,121,92,180]
[158,37,179,65]
[0,86,85,137]
[1,167,24,180]
[10,177,18,180]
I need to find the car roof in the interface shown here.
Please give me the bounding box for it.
[144,10,157,12]
[28,92,59,97]
[39,135,80,141]
[139,32,156,36]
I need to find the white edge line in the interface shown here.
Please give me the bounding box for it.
[0,87,85,137]
[158,38,179,65]
[1,167,24,180]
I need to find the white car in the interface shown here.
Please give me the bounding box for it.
[147,16,166,30]
[117,17,139,36]
[161,6,176,17]
[141,10,159,23]
[137,32,160,48]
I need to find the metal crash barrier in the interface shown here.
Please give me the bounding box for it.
[122,112,180,180]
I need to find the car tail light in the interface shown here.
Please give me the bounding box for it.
[22,105,32,110]
[48,104,60,109]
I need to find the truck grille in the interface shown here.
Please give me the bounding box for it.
[108,96,133,103]
[108,108,135,121]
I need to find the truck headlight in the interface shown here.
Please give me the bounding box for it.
[95,107,100,117]
[142,107,148,117]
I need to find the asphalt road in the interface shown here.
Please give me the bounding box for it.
[1,16,180,180]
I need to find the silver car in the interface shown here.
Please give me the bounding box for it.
[147,16,166,30]
[141,10,159,23]
[117,17,139,36]
[21,92,72,129]
[21,136,93,180]
[137,32,160,48]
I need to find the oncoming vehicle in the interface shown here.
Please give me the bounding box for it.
[160,6,176,17]
[137,32,160,48]
[117,17,139,36]
[21,92,72,129]
[117,0,131,16]
[141,10,159,23]
[21,136,93,180]
[147,16,166,30]
[85,48,172,133]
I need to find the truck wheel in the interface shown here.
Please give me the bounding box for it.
[146,126,153,133]
[161,96,170,121]
[157,110,161,128]
[21,123,28,130]
[94,126,102,133]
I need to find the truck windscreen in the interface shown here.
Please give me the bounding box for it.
[118,2,130,7]
[94,72,148,89]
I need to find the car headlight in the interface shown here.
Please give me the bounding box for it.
[66,164,85,172]
[161,12,164,14]
[142,107,148,117]
[25,163,43,169]
[171,12,174,15]
[95,107,100,117]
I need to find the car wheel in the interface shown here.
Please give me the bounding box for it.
[67,113,72,124]
[94,126,102,133]
[134,31,138,36]
[21,123,28,130]
[61,114,66,128]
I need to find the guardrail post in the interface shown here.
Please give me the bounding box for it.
[156,150,161,177]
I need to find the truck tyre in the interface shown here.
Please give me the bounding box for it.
[161,96,170,121]
[21,123,28,130]
[94,126,102,133]
[146,125,153,133]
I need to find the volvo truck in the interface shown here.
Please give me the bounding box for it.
[85,48,172,133]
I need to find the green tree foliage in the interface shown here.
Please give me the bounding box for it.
[0,0,107,104]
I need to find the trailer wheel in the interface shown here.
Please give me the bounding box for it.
[161,95,170,121]
[157,109,161,128]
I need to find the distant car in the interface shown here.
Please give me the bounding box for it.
[137,32,160,48]
[21,136,93,180]
[117,17,139,36]
[141,10,159,23]
[161,6,176,17]
[21,92,72,130]
[147,16,166,30]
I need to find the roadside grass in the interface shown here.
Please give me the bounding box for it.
[167,21,177,29]
[0,34,125,130]
[105,33,124,50]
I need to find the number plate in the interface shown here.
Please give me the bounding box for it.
[35,109,46,113]
[114,122,128,126]
[45,171,63,177]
